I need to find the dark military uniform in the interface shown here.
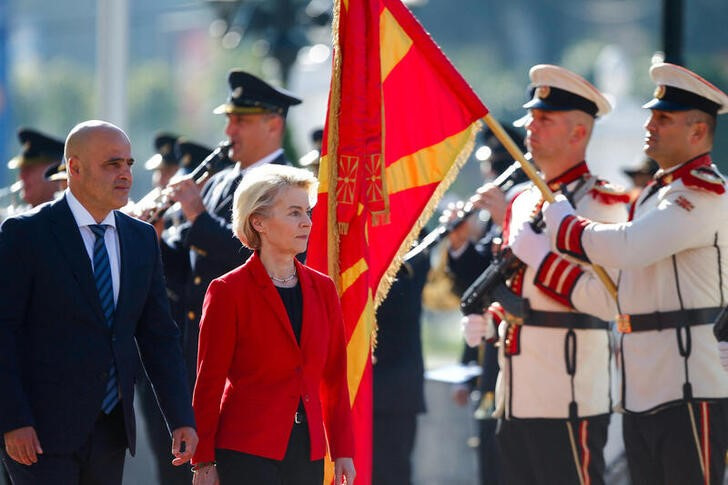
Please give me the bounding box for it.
[160,68,302,398]
[161,152,290,392]
[136,135,214,485]
[372,245,430,485]
[448,222,501,485]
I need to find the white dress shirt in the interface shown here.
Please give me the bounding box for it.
[65,190,121,305]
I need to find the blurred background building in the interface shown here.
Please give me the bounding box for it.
[1,1,726,483]
[0,0,727,200]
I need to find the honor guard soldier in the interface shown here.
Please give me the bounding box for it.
[160,70,302,395]
[538,63,728,485]
[462,65,630,485]
[145,133,181,189]
[7,128,65,208]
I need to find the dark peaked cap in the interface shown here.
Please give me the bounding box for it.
[144,132,181,171]
[8,128,65,169]
[175,138,214,174]
[44,161,67,181]
[213,70,302,117]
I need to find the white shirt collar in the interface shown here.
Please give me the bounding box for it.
[65,189,117,229]
[233,148,284,175]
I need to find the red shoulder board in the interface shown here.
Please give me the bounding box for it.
[682,166,726,195]
[589,180,631,205]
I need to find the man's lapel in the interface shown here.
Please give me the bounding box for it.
[114,212,135,328]
[48,196,106,324]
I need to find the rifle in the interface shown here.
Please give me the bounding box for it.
[460,247,525,316]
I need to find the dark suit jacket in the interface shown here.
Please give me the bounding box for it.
[161,154,289,390]
[192,252,354,464]
[0,196,195,455]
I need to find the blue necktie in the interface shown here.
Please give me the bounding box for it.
[90,224,120,414]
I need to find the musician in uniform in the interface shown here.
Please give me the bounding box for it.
[159,70,302,395]
[372,241,430,485]
[7,128,65,209]
[445,123,528,485]
[133,135,213,485]
[145,133,181,189]
[462,65,629,485]
[537,63,728,485]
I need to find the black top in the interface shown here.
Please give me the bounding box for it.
[276,282,303,344]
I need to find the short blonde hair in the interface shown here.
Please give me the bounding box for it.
[232,164,319,249]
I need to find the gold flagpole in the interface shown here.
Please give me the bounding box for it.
[482,113,618,301]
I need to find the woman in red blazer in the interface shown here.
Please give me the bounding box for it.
[191,164,355,485]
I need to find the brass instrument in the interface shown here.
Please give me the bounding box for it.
[138,141,232,225]
[403,158,527,262]
[0,181,28,222]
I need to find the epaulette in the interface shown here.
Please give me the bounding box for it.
[589,180,631,205]
[681,165,726,195]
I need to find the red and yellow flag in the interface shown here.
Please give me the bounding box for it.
[307,0,488,482]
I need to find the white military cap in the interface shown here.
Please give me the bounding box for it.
[643,63,728,116]
[522,64,612,118]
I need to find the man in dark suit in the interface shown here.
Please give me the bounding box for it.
[161,70,302,394]
[0,120,197,485]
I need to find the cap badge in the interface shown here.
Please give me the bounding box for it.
[232,86,243,100]
[654,85,666,100]
[536,86,551,100]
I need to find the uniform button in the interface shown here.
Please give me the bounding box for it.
[193,276,202,285]
[187,311,196,320]
[304,394,310,403]
[111,334,117,342]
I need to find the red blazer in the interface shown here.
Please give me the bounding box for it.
[192,251,355,463]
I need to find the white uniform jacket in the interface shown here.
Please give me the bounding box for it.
[554,154,728,413]
[497,162,628,419]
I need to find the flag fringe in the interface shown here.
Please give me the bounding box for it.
[326,0,343,293]
[373,119,483,314]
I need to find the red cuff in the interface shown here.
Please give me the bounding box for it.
[486,303,505,343]
[555,214,591,263]
[533,252,584,308]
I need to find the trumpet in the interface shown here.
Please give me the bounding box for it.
[0,181,27,222]
[403,159,527,262]
[139,141,233,225]
[0,180,23,199]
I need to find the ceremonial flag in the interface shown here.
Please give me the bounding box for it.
[307,1,488,482]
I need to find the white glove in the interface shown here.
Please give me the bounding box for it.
[461,313,495,347]
[542,194,576,232]
[509,220,550,268]
[719,341,728,374]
